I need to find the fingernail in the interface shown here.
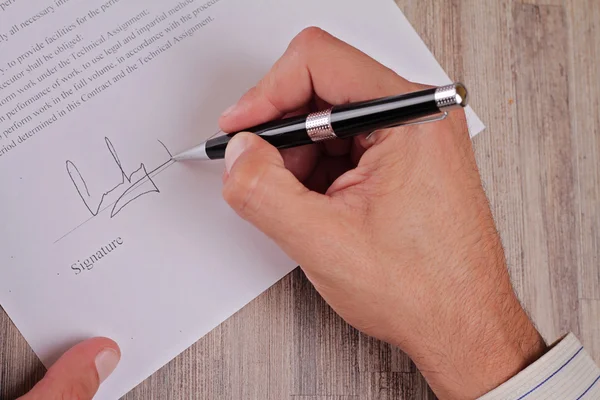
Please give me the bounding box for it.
[95,349,120,384]
[225,133,251,173]
[221,103,238,117]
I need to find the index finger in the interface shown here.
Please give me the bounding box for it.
[218,27,422,133]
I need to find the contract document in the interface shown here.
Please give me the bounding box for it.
[0,0,484,398]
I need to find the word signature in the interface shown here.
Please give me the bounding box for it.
[66,137,173,218]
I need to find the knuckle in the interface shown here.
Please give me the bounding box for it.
[223,158,270,218]
[292,26,328,51]
[30,369,97,400]
[60,381,94,400]
[238,85,260,105]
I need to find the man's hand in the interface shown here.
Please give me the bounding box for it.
[18,337,120,400]
[219,27,547,399]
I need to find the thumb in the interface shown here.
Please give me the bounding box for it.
[222,132,332,248]
[19,337,120,400]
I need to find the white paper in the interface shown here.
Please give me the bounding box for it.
[0,0,484,398]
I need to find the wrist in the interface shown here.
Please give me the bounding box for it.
[405,295,547,400]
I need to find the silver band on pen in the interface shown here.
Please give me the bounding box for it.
[306,109,336,142]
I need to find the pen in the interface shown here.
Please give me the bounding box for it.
[172,82,468,161]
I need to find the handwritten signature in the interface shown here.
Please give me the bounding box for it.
[66,137,173,218]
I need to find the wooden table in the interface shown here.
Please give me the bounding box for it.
[1,1,598,398]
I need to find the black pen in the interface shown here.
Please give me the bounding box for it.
[172,82,468,161]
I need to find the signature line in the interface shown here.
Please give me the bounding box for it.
[54,157,176,244]
[54,131,220,245]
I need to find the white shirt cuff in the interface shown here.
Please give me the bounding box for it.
[478,333,600,399]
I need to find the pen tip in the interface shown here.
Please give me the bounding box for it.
[171,152,189,162]
[171,141,209,161]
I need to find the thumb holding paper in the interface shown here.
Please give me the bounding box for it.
[18,337,120,400]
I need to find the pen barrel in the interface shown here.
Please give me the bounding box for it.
[204,83,468,159]
[206,115,313,159]
[330,88,439,138]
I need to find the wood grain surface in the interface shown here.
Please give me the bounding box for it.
[1,0,598,399]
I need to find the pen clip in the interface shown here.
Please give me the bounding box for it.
[366,111,448,140]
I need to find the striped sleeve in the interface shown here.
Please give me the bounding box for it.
[478,333,600,400]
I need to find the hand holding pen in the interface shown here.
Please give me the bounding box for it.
[185,28,546,400]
